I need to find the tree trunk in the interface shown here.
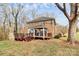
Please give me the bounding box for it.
[3,22,6,33]
[15,16,18,34]
[67,20,77,44]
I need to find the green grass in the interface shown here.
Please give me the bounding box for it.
[0,40,79,56]
[0,32,79,56]
[60,32,79,41]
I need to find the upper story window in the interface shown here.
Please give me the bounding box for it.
[38,22,44,26]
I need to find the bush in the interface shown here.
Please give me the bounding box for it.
[0,27,9,41]
[15,33,33,41]
[63,35,66,37]
[54,33,62,39]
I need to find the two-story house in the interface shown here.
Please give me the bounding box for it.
[27,17,57,39]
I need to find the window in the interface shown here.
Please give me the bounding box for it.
[28,28,35,33]
[38,22,44,26]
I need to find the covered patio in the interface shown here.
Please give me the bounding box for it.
[28,26,52,39]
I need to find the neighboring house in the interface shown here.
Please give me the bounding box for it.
[27,17,57,39]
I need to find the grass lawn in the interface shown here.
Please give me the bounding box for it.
[0,39,79,56]
[60,32,79,41]
[0,32,79,56]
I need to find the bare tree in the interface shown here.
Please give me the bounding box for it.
[10,4,25,33]
[28,9,39,20]
[0,4,9,32]
[55,3,78,44]
[39,12,55,18]
[0,4,10,40]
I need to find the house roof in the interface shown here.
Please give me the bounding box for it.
[27,17,55,23]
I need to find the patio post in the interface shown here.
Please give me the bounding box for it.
[33,29,35,39]
[43,28,45,40]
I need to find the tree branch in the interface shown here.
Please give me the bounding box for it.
[55,3,64,11]
[63,3,66,11]
[55,3,70,20]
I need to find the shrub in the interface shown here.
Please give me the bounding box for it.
[15,33,33,41]
[54,33,62,39]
